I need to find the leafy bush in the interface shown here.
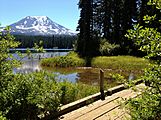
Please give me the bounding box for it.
[127,93,161,119]
[0,71,61,120]
[0,112,7,120]
[125,0,161,119]
[99,38,119,56]
[0,71,98,119]
[0,27,21,90]
[59,81,79,105]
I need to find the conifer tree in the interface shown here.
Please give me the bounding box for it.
[77,0,99,57]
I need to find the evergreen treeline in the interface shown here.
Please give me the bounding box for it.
[77,0,161,57]
[14,35,77,49]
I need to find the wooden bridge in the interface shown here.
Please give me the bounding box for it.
[58,84,144,120]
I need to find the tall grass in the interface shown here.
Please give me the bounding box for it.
[92,56,149,71]
[91,56,150,81]
[40,52,85,67]
[41,53,150,88]
[59,81,99,105]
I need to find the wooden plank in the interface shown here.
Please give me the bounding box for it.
[60,96,120,120]
[60,84,145,120]
[94,93,138,120]
[75,98,122,120]
[60,87,133,120]
[60,88,135,120]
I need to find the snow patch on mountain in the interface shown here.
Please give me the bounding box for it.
[1,16,77,36]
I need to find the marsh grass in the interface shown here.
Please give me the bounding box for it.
[92,56,149,71]
[41,53,149,72]
[41,53,150,91]
[40,52,85,67]
[92,56,149,85]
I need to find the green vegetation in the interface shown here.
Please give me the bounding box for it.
[0,111,7,120]
[124,0,161,119]
[92,56,149,71]
[0,71,60,120]
[59,81,99,105]
[40,52,85,67]
[1,0,160,119]
[41,52,149,75]
[0,27,98,120]
[92,56,149,86]
[0,70,98,119]
[41,53,149,72]
[99,38,120,56]
[41,53,150,87]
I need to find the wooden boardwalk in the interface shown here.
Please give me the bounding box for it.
[59,84,145,120]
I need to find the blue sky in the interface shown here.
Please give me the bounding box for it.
[0,0,80,31]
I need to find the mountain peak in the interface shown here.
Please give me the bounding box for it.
[2,16,77,36]
[27,16,48,18]
[25,16,49,21]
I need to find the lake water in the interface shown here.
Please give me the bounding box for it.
[13,51,68,73]
[12,51,121,86]
[12,51,100,85]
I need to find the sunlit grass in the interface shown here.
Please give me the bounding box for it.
[92,56,150,81]
[41,54,150,89]
[59,81,99,105]
[92,56,149,71]
[40,52,85,67]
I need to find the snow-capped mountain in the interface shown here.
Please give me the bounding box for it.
[1,16,77,36]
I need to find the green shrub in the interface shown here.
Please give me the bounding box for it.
[124,1,161,119]
[99,38,120,56]
[76,83,99,98]
[0,112,6,120]
[0,70,99,119]
[0,71,61,120]
[126,89,161,119]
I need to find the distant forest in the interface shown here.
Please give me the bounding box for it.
[14,35,77,49]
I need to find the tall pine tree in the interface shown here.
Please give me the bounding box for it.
[77,0,99,57]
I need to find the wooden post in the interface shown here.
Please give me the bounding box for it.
[100,69,105,100]
[38,55,41,60]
